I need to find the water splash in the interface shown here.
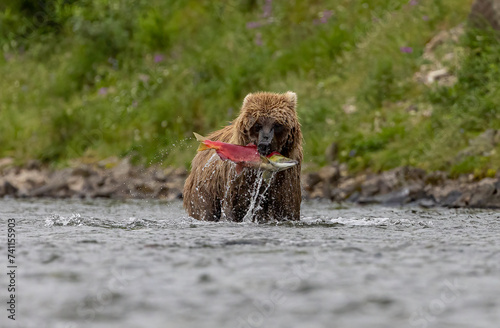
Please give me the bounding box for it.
[45,213,83,227]
[242,170,273,222]
[328,216,433,228]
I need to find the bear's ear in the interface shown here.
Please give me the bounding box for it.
[285,91,297,108]
[242,93,253,107]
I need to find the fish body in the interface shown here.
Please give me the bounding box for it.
[193,133,298,175]
[261,152,299,172]
[194,133,261,171]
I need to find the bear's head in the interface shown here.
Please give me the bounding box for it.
[233,91,301,158]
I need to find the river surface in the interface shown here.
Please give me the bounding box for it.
[1,198,499,328]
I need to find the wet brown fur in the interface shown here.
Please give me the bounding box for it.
[183,91,303,222]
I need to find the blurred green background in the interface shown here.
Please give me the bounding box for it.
[1,0,499,177]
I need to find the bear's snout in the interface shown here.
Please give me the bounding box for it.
[257,127,274,156]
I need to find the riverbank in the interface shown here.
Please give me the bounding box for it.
[1,157,499,208]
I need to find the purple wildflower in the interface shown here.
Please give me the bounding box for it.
[154,54,164,63]
[314,10,334,25]
[320,10,334,24]
[98,87,108,96]
[255,33,263,46]
[422,15,429,21]
[246,21,262,29]
[262,0,272,18]
[400,47,413,53]
[409,0,418,5]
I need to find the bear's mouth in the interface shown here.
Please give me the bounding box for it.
[257,143,273,156]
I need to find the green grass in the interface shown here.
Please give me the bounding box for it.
[1,0,499,176]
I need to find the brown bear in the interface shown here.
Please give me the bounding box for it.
[183,91,302,222]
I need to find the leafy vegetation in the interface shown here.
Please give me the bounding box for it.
[1,0,499,176]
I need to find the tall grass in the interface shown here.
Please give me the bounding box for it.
[1,0,498,176]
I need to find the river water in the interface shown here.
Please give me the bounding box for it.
[1,198,499,328]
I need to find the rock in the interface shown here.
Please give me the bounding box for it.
[425,171,448,185]
[397,166,426,182]
[165,181,182,193]
[94,185,118,198]
[419,198,437,208]
[335,175,366,201]
[72,165,96,178]
[303,172,321,191]
[155,185,171,199]
[346,191,360,203]
[318,166,340,184]
[133,181,157,195]
[67,175,85,193]
[308,181,326,199]
[25,160,42,170]
[29,169,72,197]
[426,68,447,83]
[468,178,500,208]
[155,182,183,201]
[429,182,464,207]
[3,169,47,195]
[358,183,426,205]
[152,168,167,182]
[359,170,400,197]
[312,165,341,199]
[112,158,135,180]
[360,175,382,197]
[0,158,14,172]
[173,168,188,178]
[30,181,67,197]
[79,174,103,196]
[3,180,18,196]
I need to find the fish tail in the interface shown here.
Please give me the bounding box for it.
[197,143,211,152]
[193,132,207,142]
[262,171,273,183]
[194,132,211,151]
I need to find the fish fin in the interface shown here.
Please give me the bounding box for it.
[260,155,270,163]
[193,132,207,142]
[216,151,229,161]
[235,163,245,175]
[263,171,273,182]
[197,143,211,152]
[194,132,210,151]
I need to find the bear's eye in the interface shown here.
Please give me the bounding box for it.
[252,123,262,132]
[274,124,286,135]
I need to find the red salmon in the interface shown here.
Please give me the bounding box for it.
[193,132,298,176]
